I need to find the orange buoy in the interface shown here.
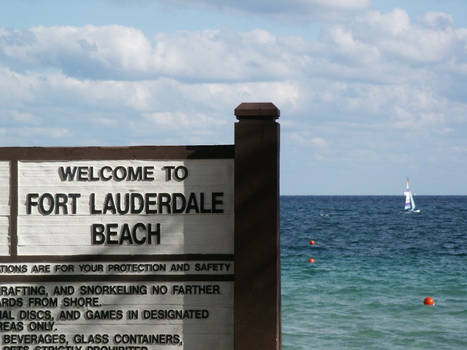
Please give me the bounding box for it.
[424,297,435,306]
[308,257,315,263]
[309,240,316,246]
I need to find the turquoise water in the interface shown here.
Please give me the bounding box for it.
[281,196,467,349]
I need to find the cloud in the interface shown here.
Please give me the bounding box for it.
[0,25,153,80]
[422,12,454,29]
[352,8,460,64]
[288,130,327,149]
[2,10,464,87]
[0,63,302,145]
[0,110,40,124]
[156,0,371,21]
[0,26,313,83]
[0,8,466,181]
[0,127,70,146]
[143,111,226,130]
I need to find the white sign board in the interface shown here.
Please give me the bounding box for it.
[17,159,234,255]
[1,157,234,350]
[0,161,9,256]
[0,281,234,349]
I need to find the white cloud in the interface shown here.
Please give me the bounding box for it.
[364,8,411,36]
[0,1,466,194]
[289,131,327,148]
[0,9,466,183]
[157,0,370,21]
[422,12,454,29]
[143,111,226,129]
[0,61,303,145]
[2,12,463,89]
[352,8,461,64]
[1,26,313,83]
[3,110,40,124]
[20,127,70,138]
[1,127,70,142]
[0,25,152,78]
[0,67,39,104]
[324,25,381,64]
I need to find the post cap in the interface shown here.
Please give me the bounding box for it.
[235,103,280,120]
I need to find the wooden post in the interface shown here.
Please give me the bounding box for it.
[234,102,281,350]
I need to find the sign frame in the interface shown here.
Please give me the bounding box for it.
[0,103,281,350]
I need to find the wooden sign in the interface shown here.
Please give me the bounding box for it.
[0,161,9,256]
[0,103,281,350]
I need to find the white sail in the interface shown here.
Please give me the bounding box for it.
[404,192,412,210]
[403,178,418,212]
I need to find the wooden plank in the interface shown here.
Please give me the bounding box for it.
[0,145,234,161]
[17,189,234,216]
[0,261,234,276]
[18,159,234,186]
[0,219,9,254]
[0,161,9,216]
[16,159,234,256]
[234,103,281,350]
[0,281,234,349]
[18,214,233,255]
[1,146,239,350]
[0,162,10,256]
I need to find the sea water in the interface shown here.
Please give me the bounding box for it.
[281,196,467,349]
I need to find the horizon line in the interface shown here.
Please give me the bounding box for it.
[280,194,467,196]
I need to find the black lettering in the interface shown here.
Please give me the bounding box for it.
[26,193,39,214]
[158,193,171,214]
[128,166,143,181]
[174,165,188,181]
[89,166,100,181]
[162,166,175,181]
[148,223,160,244]
[100,166,112,181]
[131,193,144,214]
[212,192,224,213]
[77,166,88,181]
[116,193,130,215]
[113,166,127,181]
[38,193,54,215]
[91,223,161,245]
[172,193,186,213]
[53,286,74,295]
[200,192,211,213]
[120,223,133,244]
[69,193,81,214]
[90,193,102,214]
[54,193,68,214]
[186,193,200,213]
[103,193,117,214]
[106,223,119,244]
[58,166,78,181]
[145,193,157,214]
[133,223,146,244]
[58,310,81,320]
[91,224,105,244]
[143,166,155,180]
[60,165,160,181]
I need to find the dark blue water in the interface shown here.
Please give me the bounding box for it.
[281,196,467,349]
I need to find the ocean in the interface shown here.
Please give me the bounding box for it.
[281,196,467,350]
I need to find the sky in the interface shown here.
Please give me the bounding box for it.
[0,0,466,195]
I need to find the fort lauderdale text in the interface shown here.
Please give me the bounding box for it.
[25,191,225,246]
[25,191,225,215]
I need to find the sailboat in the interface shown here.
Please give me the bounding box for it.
[403,178,421,213]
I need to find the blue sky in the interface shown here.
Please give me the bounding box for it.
[1,0,466,195]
